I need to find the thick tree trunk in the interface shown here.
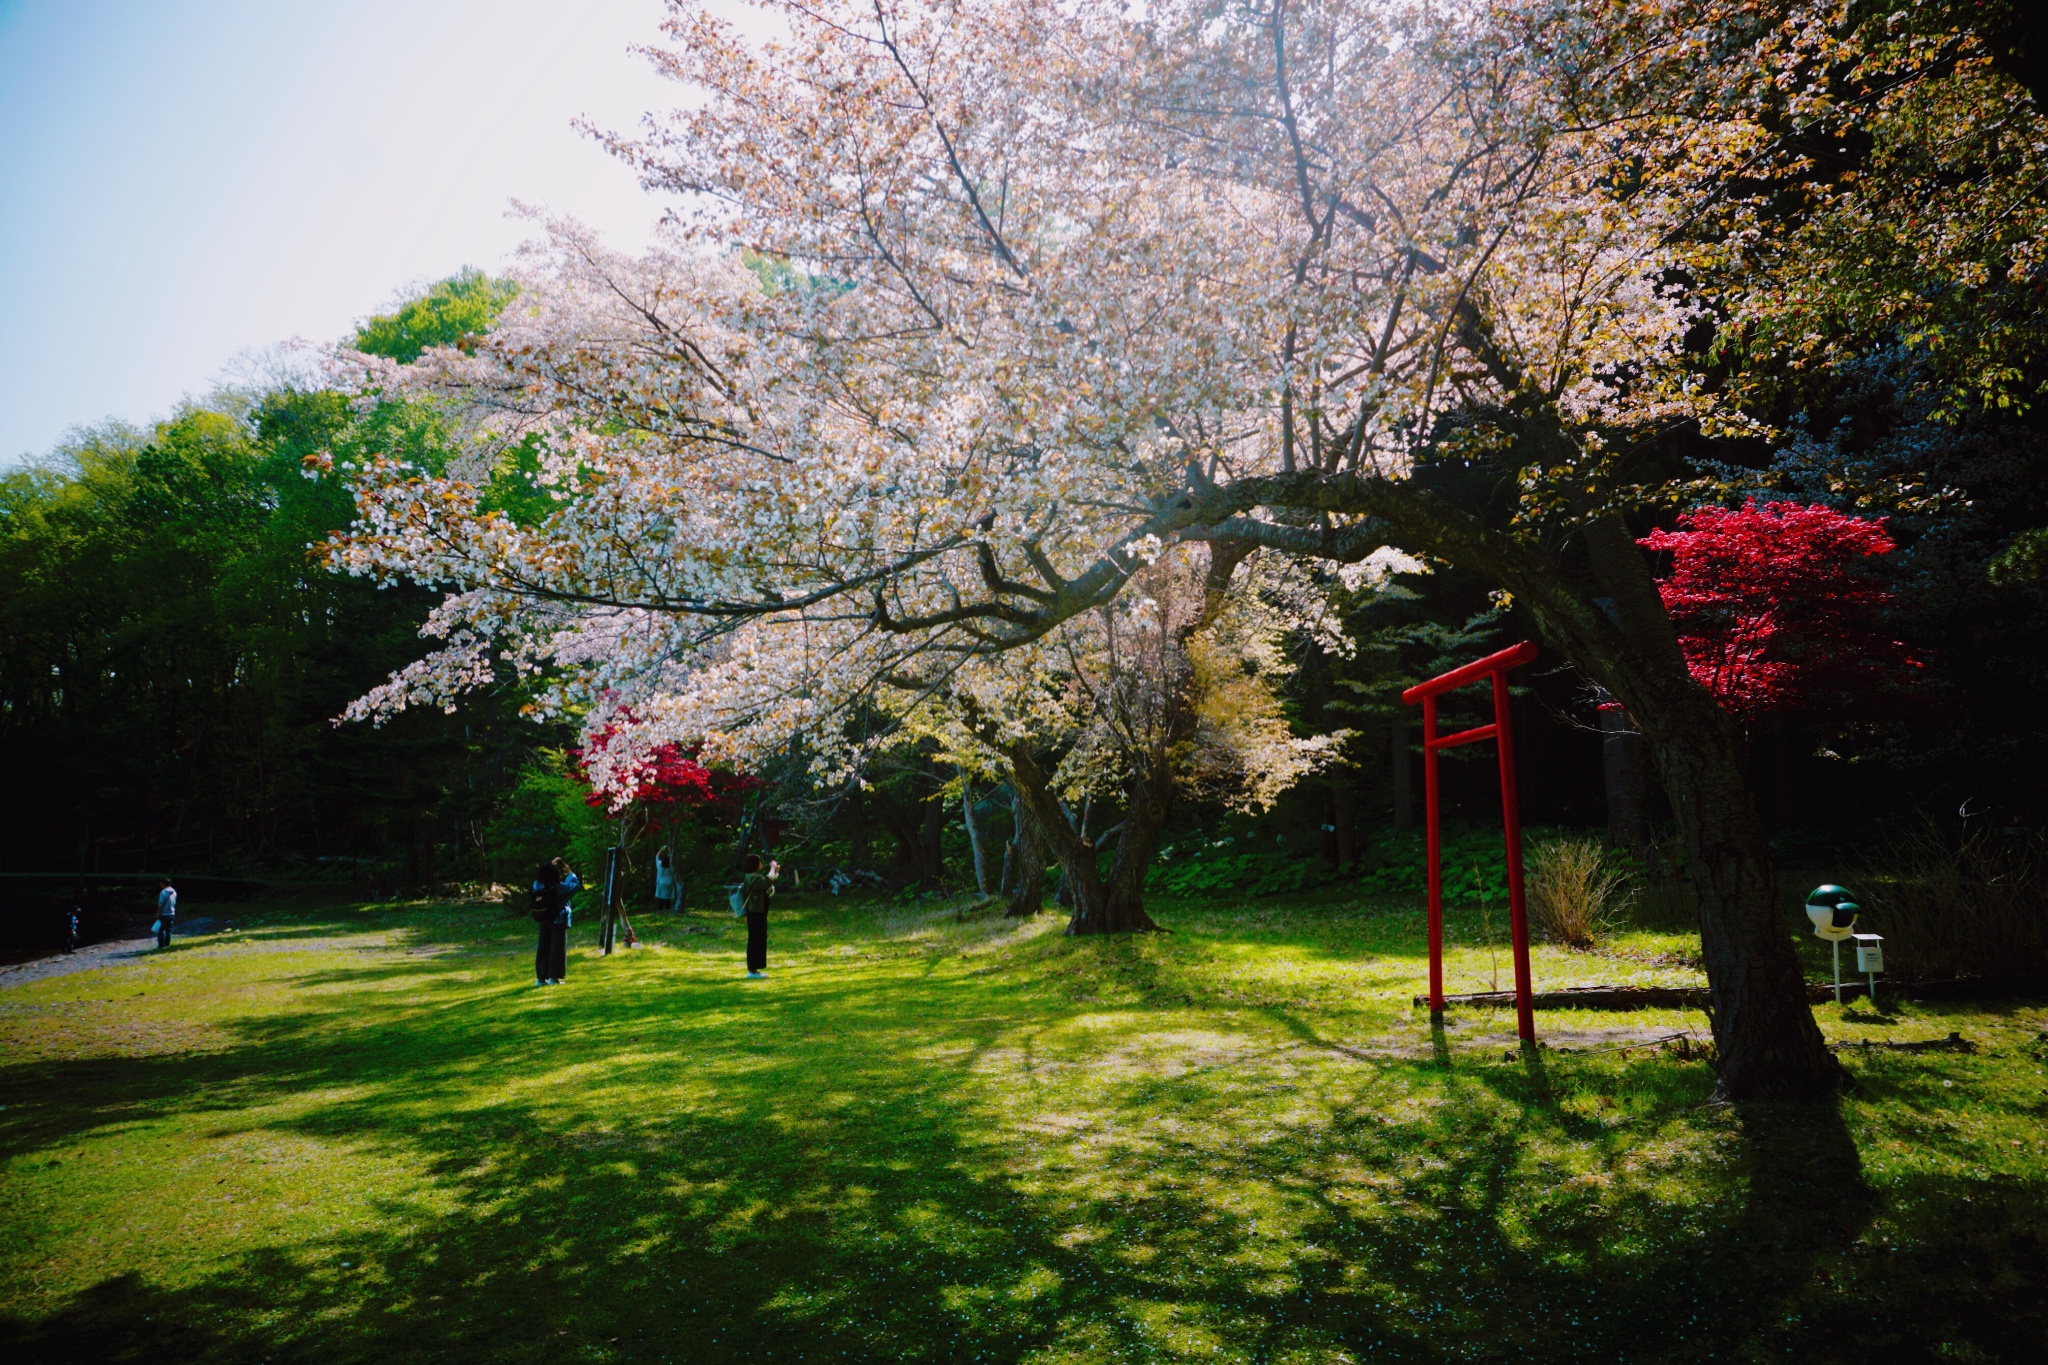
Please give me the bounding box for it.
[1185,476,1838,1097]
[1570,518,1837,1098]
[1004,790,1047,916]
[1636,695,1836,1095]
[1094,766,1174,933]
[1001,747,1158,934]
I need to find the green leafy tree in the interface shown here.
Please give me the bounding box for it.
[0,388,549,885]
[354,268,519,364]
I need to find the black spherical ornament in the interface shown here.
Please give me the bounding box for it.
[1805,884,1860,939]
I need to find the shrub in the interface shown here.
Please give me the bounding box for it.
[1855,823,2048,981]
[1620,835,1698,931]
[1148,841,1340,898]
[1526,835,1629,949]
[1351,828,1517,905]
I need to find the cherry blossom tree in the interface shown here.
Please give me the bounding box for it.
[319,0,2020,1096]
[909,544,1338,931]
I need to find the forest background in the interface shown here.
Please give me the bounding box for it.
[4,273,2046,930]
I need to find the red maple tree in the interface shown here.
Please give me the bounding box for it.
[1638,500,1919,724]
[572,722,760,813]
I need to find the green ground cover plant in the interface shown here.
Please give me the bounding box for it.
[1149,827,1533,903]
[2,891,2044,1363]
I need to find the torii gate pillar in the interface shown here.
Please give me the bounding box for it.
[1402,641,1540,1044]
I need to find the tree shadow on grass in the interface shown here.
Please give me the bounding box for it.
[4,917,2045,1363]
[1063,1019,2043,1362]
[1,1109,1103,1364]
[2,977,1156,1362]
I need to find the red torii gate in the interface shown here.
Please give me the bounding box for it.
[1402,641,1540,1044]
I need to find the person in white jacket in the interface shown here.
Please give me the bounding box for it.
[155,879,177,949]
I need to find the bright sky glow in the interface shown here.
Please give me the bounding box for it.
[0,0,701,464]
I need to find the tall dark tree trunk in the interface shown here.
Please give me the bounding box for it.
[1389,715,1413,829]
[1635,697,1833,1093]
[962,779,994,895]
[1566,518,1835,1098]
[1601,700,1653,857]
[1095,764,1174,933]
[918,788,946,892]
[1331,779,1360,866]
[1004,789,1047,916]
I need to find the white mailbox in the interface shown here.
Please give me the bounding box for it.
[1853,934,1884,974]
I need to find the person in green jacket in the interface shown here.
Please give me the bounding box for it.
[740,855,778,979]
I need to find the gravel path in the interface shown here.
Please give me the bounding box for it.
[0,936,158,989]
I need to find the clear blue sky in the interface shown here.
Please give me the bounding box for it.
[0,0,696,465]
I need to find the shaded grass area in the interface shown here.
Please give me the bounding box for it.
[2,892,2045,1363]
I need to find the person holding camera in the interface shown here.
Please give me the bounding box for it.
[654,846,683,913]
[530,857,580,986]
[737,855,778,979]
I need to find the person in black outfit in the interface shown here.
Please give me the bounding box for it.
[739,854,778,978]
[531,858,579,986]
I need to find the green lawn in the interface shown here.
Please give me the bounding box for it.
[2,891,2043,1363]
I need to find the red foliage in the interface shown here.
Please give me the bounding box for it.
[572,723,760,813]
[1638,500,1919,723]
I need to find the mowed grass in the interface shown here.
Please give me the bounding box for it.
[2,891,2045,1364]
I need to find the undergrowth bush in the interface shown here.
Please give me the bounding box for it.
[1526,835,1630,949]
[1148,840,1340,898]
[1856,822,2048,981]
[1624,836,1698,930]
[1148,826,1543,902]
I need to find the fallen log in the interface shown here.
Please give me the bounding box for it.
[1889,976,2048,1002]
[1414,985,1710,1011]
[1830,1031,1975,1054]
[1418,977,2048,1012]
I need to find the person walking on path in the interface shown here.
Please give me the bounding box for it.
[654,847,682,914]
[154,878,177,950]
[530,857,580,986]
[738,855,778,979]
